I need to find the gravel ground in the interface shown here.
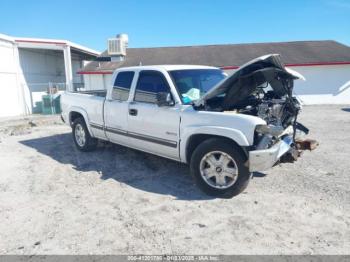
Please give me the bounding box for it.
[0,105,349,255]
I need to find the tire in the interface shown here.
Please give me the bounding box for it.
[190,138,251,198]
[72,117,97,152]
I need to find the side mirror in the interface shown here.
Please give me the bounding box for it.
[156,92,174,107]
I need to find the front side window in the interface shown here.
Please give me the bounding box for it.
[169,69,226,104]
[134,71,170,103]
[112,71,135,101]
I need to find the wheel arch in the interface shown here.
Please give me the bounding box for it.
[68,107,93,136]
[182,127,250,163]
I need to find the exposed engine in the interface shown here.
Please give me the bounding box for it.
[208,88,301,129]
[257,99,300,127]
[257,100,284,126]
[238,91,301,128]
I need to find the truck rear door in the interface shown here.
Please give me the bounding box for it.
[104,71,135,146]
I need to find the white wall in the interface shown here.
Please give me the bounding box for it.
[18,49,66,89]
[0,39,23,117]
[72,59,83,85]
[104,74,112,89]
[83,74,112,90]
[290,65,350,104]
[224,65,350,105]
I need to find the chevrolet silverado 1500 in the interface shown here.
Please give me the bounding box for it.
[61,54,318,197]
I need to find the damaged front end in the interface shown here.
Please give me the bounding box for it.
[194,54,319,172]
[249,122,319,172]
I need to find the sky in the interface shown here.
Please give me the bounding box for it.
[0,0,349,52]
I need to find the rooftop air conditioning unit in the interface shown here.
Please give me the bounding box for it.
[108,33,129,57]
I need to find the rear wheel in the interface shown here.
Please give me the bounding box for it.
[190,138,251,198]
[72,117,97,151]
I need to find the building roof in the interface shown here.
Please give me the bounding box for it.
[0,33,100,57]
[80,40,350,74]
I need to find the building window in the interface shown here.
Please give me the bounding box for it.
[112,71,134,101]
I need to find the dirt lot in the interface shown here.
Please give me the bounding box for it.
[0,105,349,255]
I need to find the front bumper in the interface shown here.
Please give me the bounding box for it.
[248,136,293,172]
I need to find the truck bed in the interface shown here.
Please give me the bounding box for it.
[60,91,106,137]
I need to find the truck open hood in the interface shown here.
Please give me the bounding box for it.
[195,54,305,108]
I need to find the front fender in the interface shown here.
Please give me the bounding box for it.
[180,125,251,162]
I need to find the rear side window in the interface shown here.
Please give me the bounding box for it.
[134,71,169,103]
[112,71,134,101]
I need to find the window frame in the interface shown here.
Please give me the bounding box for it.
[111,71,135,101]
[133,70,173,104]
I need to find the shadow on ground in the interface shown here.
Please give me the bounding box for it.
[20,133,265,200]
[341,108,350,112]
[20,133,203,200]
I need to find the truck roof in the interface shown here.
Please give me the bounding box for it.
[116,64,219,71]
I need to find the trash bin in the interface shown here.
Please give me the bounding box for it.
[33,101,43,114]
[54,95,61,114]
[41,94,61,114]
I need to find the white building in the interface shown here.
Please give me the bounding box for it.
[80,40,350,105]
[0,33,100,117]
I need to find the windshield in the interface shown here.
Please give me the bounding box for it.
[169,69,226,104]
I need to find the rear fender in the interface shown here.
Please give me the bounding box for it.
[68,106,93,136]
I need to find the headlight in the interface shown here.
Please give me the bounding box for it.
[255,124,284,137]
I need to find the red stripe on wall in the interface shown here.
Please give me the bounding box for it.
[285,61,350,67]
[221,61,350,70]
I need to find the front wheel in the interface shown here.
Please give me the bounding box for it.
[72,117,97,152]
[190,138,251,198]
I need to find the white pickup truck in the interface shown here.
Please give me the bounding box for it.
[61,54,317,198]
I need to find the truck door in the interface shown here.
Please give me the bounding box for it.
[127,70,180,160]
[104,71,134,146]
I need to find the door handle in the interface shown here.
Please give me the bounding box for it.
[129,108,138,116]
